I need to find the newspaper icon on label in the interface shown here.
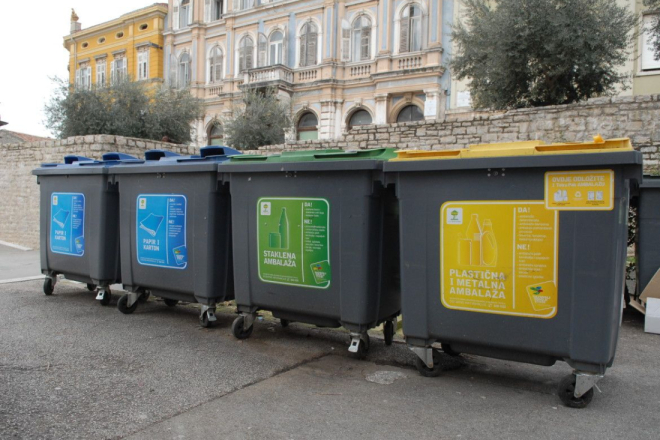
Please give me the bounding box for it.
[139,213,164,237]
[52,210,70,228]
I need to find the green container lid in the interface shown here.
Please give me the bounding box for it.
[227,148,397,163]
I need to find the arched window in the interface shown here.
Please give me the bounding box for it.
[352,16,371,62]
[297,112,318,140]
[180,0,191,28]
[400,4,422,53]
[396,105,424,123]
[299,22,318,67]
[239,36,254,72]
[269,31,284,65]
[348,109,372,128]
[208,123,224,145]
[209,46,223,83]
[178,52,191,88]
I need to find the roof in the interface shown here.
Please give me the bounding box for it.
[65,3,168,39]
[0,130,52,144]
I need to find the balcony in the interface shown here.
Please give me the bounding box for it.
[205,83,224,98]
[242,65,293,90]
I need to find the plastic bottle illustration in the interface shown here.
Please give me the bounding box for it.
[458,233,471,266]
[466,214,483,266]
[481,219,497,267]
[278,208,289,249]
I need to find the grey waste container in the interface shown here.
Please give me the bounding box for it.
[636,176,660,296]
[33,153,138,305]
[223,149,400,356]
[110,146,240,327]
[384,137,642,408]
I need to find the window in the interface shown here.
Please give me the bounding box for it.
[269,31,284,65]
[110,57,127,84]
[116,32,124,39]
[297,112,318,140]
[352,16,371,61]
[239,36,254,72]
[98,37,106,44]
[75,65,92,90]
[208,123,224,145]
[205,0,223,21]
[82,42,89,48]
[348,109,372,128]
[137,50,149,81]
[139,23,148,31]
[299,22,318,67]
[258,33,267,67]
[400,4,422,53]
[178,52,191,88]
[341,20,350,61]
[396,105,424,123]
[214,0,223,20]
[239,0,254,10]
[180,0,191,28]
[209,46,223,83]
[642,14,660,71]
[96,59,107,87]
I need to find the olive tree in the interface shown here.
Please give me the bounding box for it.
[646,0,660,59]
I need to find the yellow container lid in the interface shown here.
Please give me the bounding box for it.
[392,135,633,161]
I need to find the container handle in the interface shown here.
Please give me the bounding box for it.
[102,152,139,161]
[64,155,94,164]
[200,146,242,158]
[145,150,180,161]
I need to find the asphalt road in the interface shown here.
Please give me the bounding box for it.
[0,279,658,440]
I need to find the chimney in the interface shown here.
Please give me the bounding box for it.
[70,8,81,33]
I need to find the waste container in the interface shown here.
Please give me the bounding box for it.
[636,176,660,297]
[33,152,138,305]
[111,146,240,327]
[223,149,400,356]
[384,136,642,408]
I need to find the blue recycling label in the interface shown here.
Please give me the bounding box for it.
[50,192,85,256]
[136,194,187,269]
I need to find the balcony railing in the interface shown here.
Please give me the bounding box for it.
[349,64,371,77]
[395,54,424,70]
[243,65,293,85]
[205,84,224,97]
[297,68,318,82]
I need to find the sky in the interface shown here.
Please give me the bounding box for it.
[0,0,161,137]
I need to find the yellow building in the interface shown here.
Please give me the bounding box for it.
[64,4,168,89]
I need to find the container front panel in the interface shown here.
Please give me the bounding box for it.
[231,170,398,328]
[399,165,629,369]
[637,188,660,294]
[118,172,233,304]
[39,175,120,284]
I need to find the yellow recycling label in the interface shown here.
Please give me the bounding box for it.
[545,170,614,210]
[441,201,558,319]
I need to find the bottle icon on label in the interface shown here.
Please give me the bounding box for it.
[456,212,498,267]
[466,214,483,266]
[278,208,289,250]
[458,233,471,266]
[481,219,497,267]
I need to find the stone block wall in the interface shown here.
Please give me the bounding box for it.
[0,135,193,249]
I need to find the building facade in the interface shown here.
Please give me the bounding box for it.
[64,4,169,90]
[164,0,450,145]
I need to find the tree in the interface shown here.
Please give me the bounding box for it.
[646,1,660,59]
[44,78,204,144]
[451,0,637,109]
[222,87,292,150]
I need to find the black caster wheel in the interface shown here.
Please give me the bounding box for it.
[232,316,254,339]
[164,299,179,307]
[558,375,594,409]
[117,294,138,314]
[352,334,370,360]
[384,320,394,346]
[441,343,461,357]
[138,291,150,304]
[280,319,290,328]
[99,289,112,306]
[415,349,443,378]
[200,311,214,328]
[43,278,54,296]
[86,283,97,292]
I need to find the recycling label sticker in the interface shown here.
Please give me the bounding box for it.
[136,194,187,269]
[257,197,330,289]
[545,170,614,210]
[50,192,85,256]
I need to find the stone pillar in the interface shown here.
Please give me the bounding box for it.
[423,88,446,122]
[374,94,389,124]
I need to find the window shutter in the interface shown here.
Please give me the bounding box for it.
[205,0,211,22]
[246,44,254,69]
[399,17,409,53]
[361,26,370,60]
[299,33,307,67]
[169,57,177,87]
[217,53,223,81]
[306,31,317,66]
[75,69,80,88]
[234,0,239,11]
[258,34,267,67]
[342,27,350,61]
[188,3,193,25]
[173,1,179,30]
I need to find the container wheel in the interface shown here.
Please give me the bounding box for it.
[199,310,214,328]
[557,374,594,409]
[99,289,112,306]
[232,316,254,339]
[117,294,138,315]
[415,349,443,378]
[384,320,394,346]
[441,343,461,357]
[138,291,150,304]
[164,299,179,307]
[280,319,290,328]
[43,278,54,296]
[86,283,97,292]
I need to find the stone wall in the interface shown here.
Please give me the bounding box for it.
[0,135,193,249]
[257,94,660,170]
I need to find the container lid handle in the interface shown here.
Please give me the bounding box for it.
[102,152,139,161]
[64,155,95,164]
[145,149,180,161]
[200,145,242,158]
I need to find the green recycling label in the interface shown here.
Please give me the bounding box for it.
[257,197,330,289]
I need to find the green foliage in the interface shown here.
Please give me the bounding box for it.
[645,0,660,59]
[44,78,204,144]
[451,0,638,109]
[222,87,292,150]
